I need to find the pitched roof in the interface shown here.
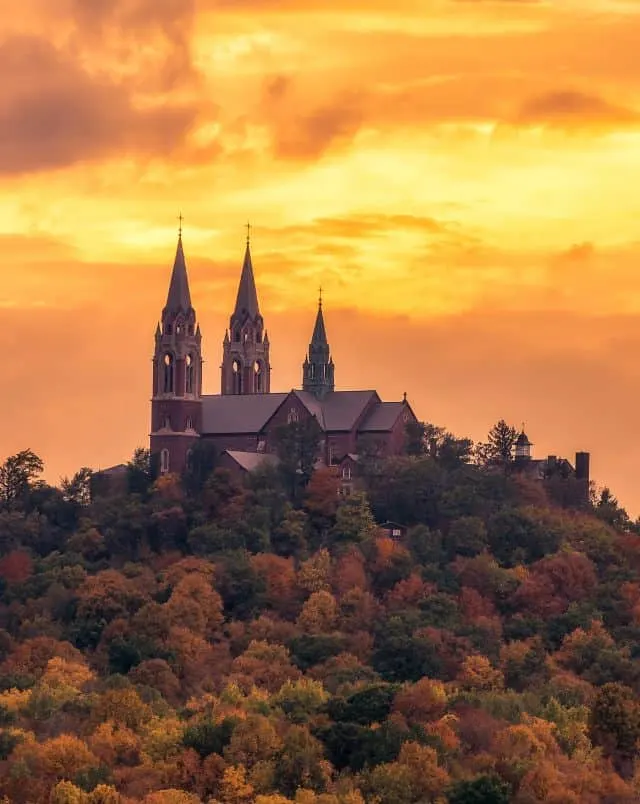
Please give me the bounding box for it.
[202,393,289,434]
[233,241,260,321]
[317,390,379,431]
[360,401,406,432]
[164,235,192,313]
[223,451,279,472]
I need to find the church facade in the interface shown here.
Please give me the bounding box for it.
[150,232,417,477]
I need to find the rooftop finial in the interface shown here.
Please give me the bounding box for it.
[178,212,183,238]
[318,285,323,309]
[246,221,251,245]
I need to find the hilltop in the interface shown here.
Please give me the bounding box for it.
[0,419,639,803]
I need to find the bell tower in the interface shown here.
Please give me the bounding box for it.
[150,222,203,474]
[221,226,271,395]
[302,290,334,399]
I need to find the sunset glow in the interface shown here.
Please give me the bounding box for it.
[3,0,640,509]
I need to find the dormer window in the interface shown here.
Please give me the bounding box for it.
[342,466,352,480]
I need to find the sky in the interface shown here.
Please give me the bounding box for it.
[2,0,640,512]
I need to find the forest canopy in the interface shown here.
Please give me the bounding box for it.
[0,420,639,803]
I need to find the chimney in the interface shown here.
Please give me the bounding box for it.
[575,452,590,482]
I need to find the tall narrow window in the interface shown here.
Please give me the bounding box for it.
[186,449,193,471]
[185,416,193,431]
[254,361,263,393]
[160,448,170,474]
[232,360,243,394]
[185,354,195,394]
[163,354,174,393]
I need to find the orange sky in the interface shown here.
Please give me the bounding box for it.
[2,0,640,512]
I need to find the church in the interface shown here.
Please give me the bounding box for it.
[149,230,417,480]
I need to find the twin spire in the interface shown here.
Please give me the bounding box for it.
[162,219,334,397]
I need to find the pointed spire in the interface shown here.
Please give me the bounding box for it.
[233,226,260,320]
[311,290,328,346]
[165,230,192,313]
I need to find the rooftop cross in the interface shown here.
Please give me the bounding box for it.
[318,285,323,308]
[178,213,184,237]
[246,221,251,244]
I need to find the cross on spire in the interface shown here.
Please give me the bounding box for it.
[246,221,251,244]
[178,213,184,237]
[318,285,323,308]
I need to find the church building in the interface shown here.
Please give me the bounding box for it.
[150,230,417,477]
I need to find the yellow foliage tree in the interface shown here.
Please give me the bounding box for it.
[297,591,338,635]
[219,765,254,804]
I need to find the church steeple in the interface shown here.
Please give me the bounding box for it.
[164,234,191,315]
[150,223,203,475]
[303,289,334,399]
[221,225,271,395]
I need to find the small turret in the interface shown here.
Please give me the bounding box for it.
[514,426,533,461]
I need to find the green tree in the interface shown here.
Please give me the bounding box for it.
[447,775,511,804]
[183,440,217,495]
[274,417,322,501]
[126,448,157,496]
[0,449,44,510]
[476,420,517,470]
[589,682,640,776]
[61,468,93,507]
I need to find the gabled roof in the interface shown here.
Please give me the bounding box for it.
[164,235,192,313]
[202,393,289,434]
[360,401,406,432]
[295,389,379,432]
[223,451,279,472]
[233,241,260,321]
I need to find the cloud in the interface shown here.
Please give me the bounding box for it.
[516,90,638,128]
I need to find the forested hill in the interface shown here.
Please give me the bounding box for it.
[1,420,640,804]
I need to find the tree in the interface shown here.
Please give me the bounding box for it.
[274,418,322,501]
[126,448,157,496]
[447,775,510,804]
[60,468,93,507]
[589,682,640,776]
[0,449,44,509]
[182,440,217,495]
[476,420,517,470]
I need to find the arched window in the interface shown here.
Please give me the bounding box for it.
[185,353,195,394]
[163,353,174,393]
[254,361,263,393]
[163,416,171,430]
[232,359,243,394]
[185,416,193,431]
[160,448,170,474]
[287,407,299,424]
[342,466,352,480]
[175,318,183,336]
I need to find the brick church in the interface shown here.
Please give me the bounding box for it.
[149,230,417,479]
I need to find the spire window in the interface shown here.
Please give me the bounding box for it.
[160,448,170,474]
[232,359,243,394]
[163,353,174,393]
[185,353,195,394]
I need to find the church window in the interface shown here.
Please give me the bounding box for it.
[163,353,174,393]
[342,466,352,480]
[232,359,243,394]
[257,439,266,452]
[310,364,316,379]
[185,353,195,394]
[160,449,170,474]
[185,416,193,431]
[256,330,262,343]
[163,416,171,430]
[287,407,299,424]
[233,329,240,342]
[329,445,336,465]
[254,361,263,393]
[186,449,193,470]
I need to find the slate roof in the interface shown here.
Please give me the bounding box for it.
[360,401,406,432]
[312,390,379,431]
[233,241,260,321]
[223,451,279,472]
[202,393,289,434]
[164,235,192,313]
[311,302,328,346]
